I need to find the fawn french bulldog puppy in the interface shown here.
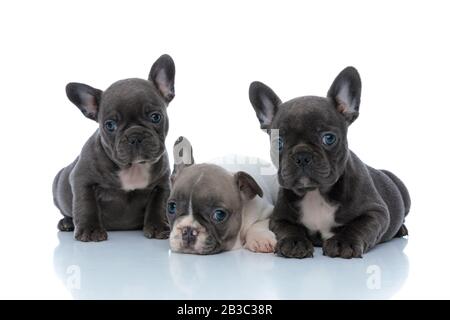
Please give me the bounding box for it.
[52,54,176,241]
[167,137,278,254]
[249,67,410,258]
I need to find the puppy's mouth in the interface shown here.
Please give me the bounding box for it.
[292,185,318,194]
[289,182,319,194]
[114,132,165,166]
[280,175,319,194]
[170,218,209,255]
[122,159,150,167]
[123,151,165,167]
[131,159,150,165]
[296,177,319,188]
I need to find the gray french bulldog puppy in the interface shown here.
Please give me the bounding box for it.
[52,54,175,242]
[167,137,278,255]
[248,67,411,258]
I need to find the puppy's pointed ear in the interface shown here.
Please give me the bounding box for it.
[171,136,194,185]
[249,81,282,130]
[66,83,103,121]
[327,66,361,124]
[149,54,175,103]
[234,171,263,200]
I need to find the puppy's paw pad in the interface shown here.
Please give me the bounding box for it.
[144,225,170,239]
[275,237,314,259]
[245,231,277,253]
[75,227,108,242]
[323,237,364,259]
[57,217,74,231]
[395,224,408,237]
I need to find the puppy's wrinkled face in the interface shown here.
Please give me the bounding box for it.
[65,54,176,167]
[98,79,168,166]
[168,164,243,255]
[249,67,362,195]
[272,97,348,193]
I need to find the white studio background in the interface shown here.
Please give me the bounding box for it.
[0,0,449,299]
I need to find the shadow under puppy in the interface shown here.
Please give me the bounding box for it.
[52,54,176,241]
[249,67,410,258]
[167,137,278,254]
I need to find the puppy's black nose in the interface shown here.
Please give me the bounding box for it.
[295,152,313,167]
[181,227,197,246]
[127,133,144,145]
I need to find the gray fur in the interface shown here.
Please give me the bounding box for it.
[249,66,410,259]
[53,54,176,241]
[167,137,267,255]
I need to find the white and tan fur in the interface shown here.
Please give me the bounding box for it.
[169,215,208,253]
[170,155,278,254]
[215,155,278,253]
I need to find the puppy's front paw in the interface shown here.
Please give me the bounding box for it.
[74,226,108,242]
[245,230,277,253]
[57,217,74,231]
[323,236,365,259]
[144,224,170,239]
[275,237,314,258]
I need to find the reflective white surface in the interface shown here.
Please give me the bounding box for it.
[1,0,450,300]
[52,231,409,299]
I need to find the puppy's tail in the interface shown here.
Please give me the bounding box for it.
[381,170,411,217]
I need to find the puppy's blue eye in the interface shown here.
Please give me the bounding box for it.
[277,137,284,151]
[212,209,227,222]
[104,120,117,132]
[278,137,284,151]
[167,201,177,215]
[148,112,162,124]
[322,133,337,146]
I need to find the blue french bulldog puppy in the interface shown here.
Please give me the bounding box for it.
[249,67,410,258]
[167,137,278,254]
[53,55,176,241]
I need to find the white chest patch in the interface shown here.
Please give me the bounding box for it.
[299,189,339,240]
[118,162,151,191]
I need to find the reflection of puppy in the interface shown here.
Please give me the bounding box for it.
[249,67,410,258]
[166,239,409,299]
[53,232,175,299]
[53,232,409,299]
[52,55,176,241]
[167,137,278,255]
